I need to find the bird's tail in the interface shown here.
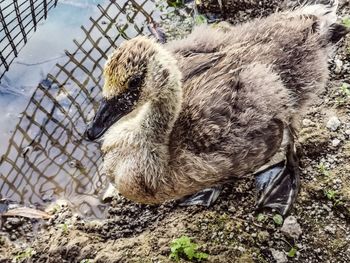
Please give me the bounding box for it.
[296,0,349,43]
[298,0,338,26]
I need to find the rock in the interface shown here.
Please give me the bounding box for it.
[236,246,246,252]
[257,231,270,242]
[270,249,288,263]
[334,58,343,74]
[326,116,341,131]
[281,216,302,239]
[325,225,336,235]
[102,183,119,202]
[6,217,22,226]
[333,178,342,186]
[302,118,313,127]
[322,204,332,212]
[332,138,341,147]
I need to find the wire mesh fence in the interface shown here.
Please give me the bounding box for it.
[0,0,161,218]
[0,0,59,81]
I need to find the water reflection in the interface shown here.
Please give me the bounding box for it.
[0,0,170,218]
[0,0,58,80]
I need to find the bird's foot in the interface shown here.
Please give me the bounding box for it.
[255,143,300,216]
[179,185,223,207]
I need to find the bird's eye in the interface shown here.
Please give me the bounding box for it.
[128,76,142,90]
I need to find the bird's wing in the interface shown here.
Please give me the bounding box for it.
[171,61,290,177]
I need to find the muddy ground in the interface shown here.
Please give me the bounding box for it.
[1,1,350,262]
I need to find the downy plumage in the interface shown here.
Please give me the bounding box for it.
[86,0,348,213]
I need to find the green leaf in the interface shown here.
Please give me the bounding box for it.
[340,83,350,96]
[169,236,208,261]
[317,162,330,177]
[287,247,297,258]
[257,213,267,222]
[167,0,184,8]
[194,14,207,25]
[171,244,180,253]
[169,252,179,261]
[184,246,195,260]
[325,189,337,200]
[196,252,209,260]
[342,17,350,28]
[273,214,283,225]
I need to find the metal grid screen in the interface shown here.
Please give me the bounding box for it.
[0,0,159,217]
[0,0,59,81]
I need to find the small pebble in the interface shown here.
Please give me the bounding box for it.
[257,231,270,242]
[302,118,313,127]
[271,249,288,263]
[332,138,341,147]
[326,116,341,131]
[333,178,342,185]
[281,216,302,239]
[325,225,336,235]
[102,183,119,202]
[334,58,343,74]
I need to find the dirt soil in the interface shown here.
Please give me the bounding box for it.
[1,1,350,262]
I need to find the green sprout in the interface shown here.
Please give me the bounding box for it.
[14,248,36,262]
[194,14,207,25]
[60,223,69,235]
[317,162,330,177]
[324,189,345,206]
[167,0,184,8]
[169,236,208,261]
[342,17,350,28]
[325,189,337,200]
[256,213,268,223]
[287,247,297,258]
[336,83,350,106]
[272,214,283,225]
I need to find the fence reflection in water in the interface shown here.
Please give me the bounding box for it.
[0,0,162,218]
[0,0,59,80]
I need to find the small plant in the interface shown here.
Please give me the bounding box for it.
[80,260,92,263]
[169,236,208,261]
[13,248,36,262]
[317,162,330,177]
[336,83,350,107]
[287,247,297,258]
[50,204,61,214]
[194,14,207,25]
[325,189,337,200]
[60,223,69,234]
[256,213,268,223]
[167,0,184,8]
[324,189,345,206]
[340,83,350,96]
[342,17,350,28]
[272,214,283,225]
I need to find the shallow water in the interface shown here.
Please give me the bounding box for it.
[0,0,184,218]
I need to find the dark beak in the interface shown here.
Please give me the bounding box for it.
[86,80,142,141]
[86,100,121,141]
[85,98,126,141]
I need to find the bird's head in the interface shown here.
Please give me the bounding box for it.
[86,36,181,140]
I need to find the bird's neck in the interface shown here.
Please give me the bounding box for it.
[142,79,182,143]
[102,58,184,203]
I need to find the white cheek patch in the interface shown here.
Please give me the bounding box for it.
[101,102,151,150]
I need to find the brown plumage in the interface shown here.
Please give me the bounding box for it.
[86,1,348,204]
